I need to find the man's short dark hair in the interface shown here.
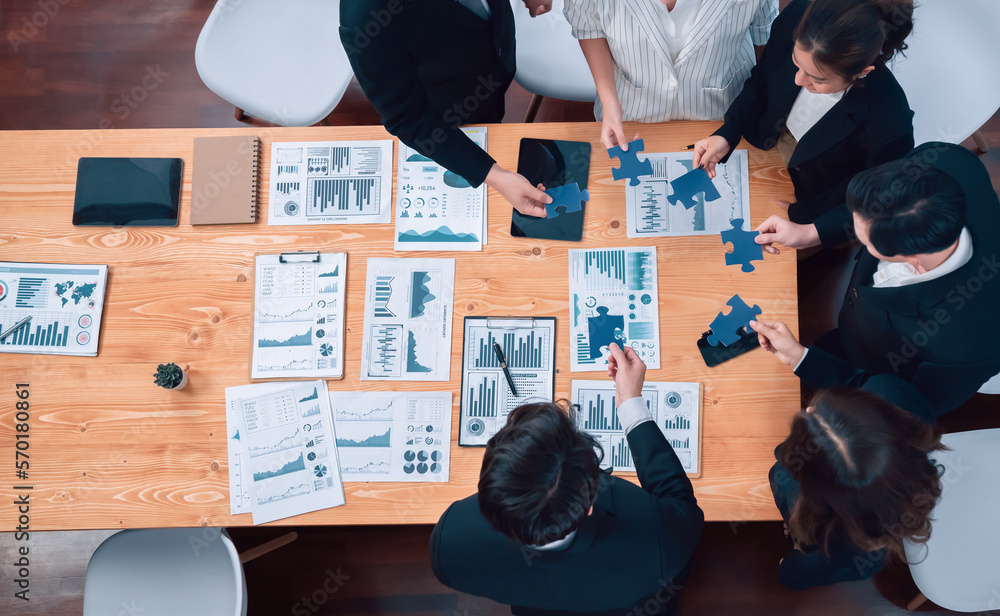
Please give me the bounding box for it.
[478,401,602,545]
[846,159,967,257]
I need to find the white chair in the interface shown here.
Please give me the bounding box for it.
[888,0,1000,152]
[904,428,1000,612]
[195,0,353,126]
[83,528,296,616]
[979,371,1000,395]
[510,0,597,122]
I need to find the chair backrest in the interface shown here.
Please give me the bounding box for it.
[979,370,1000,394]
[195,0,352,126]
[888,0,1000,145]
[510,0,597,102]
[83,528,246,616]
[904,428,1000,612]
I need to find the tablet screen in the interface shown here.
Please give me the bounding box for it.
[73,157,182,226]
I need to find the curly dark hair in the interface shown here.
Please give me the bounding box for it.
[779,387,944,561]
[478,401,603,545]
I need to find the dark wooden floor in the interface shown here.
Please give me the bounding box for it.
[2,1,999,615]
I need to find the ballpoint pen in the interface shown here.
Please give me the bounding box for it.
[492,341,518,397]
[0,315,32,341]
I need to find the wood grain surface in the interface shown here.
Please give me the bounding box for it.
[0,122,799,530]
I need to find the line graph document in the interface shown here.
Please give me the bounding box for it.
[572,380,702,476]
[458,317,557,446]
[225,380,346,524]
[267,140,393,225]
[394,127,487,251]
[360,258,455,381]
[568,247,660,372]
[328,391,453,482]
[252,252,346,380]
[625,150,750,237]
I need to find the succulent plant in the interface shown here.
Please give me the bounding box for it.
[154,363,185,389]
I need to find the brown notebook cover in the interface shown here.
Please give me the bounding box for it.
[191,135,260,225]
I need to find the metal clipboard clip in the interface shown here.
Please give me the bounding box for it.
[278,250,320,264]
[485,316,537,329]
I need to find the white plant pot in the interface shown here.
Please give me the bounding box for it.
[170,370,189,390]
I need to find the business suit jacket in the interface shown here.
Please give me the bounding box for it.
[340,0,515,187]
[805,142,1000,416]
[714,0,914,245]
[769,374,934,589]
[564,0,777,121]
[430,422,704,616]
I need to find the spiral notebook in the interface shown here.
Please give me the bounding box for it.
[191,135,260,225]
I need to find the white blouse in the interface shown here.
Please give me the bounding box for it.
[785,87,847,141]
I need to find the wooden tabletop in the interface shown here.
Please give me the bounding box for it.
[0,122,799,531]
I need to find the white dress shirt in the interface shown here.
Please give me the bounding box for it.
[873,227,973,288]
[565,0,778,121]
[785,87,847,141]
[654,0,703,62]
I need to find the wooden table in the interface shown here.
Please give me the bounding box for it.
[0,122,799,531]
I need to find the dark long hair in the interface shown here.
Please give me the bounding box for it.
[779,387,944,560]
[478,401,602,545]
[794,0,915,78]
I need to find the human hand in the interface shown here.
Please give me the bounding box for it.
[749,320,805,368]
[601,107,639,151]
[755,215,821,254]
[691,135,730,179]
[485,164,550,217]
[522,0,553,17]
[606,343,646,402]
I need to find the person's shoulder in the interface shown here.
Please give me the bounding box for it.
[775,0,812,28]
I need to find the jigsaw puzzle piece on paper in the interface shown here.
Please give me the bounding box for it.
[608,139,653,186]
[545,182,590,219]
[721,218,764,272]
[587,306,627,359]
[666,167,721,209]
[707,294,762,347]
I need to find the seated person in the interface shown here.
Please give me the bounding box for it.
[340,1,553,216]
[753,142,1000,416]
[430,344,703,616]
[564,0,778,149]
[693,0,915,247]
[768,385,944,590]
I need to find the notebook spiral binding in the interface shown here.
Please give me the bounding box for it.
[250,137,261,221]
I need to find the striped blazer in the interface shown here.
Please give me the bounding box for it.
[565,0,777,121]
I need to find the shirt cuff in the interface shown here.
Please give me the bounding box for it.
[618,396,653,435]
[792,347,810,372]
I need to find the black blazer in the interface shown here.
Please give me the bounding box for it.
[714,0,914,245]
[816,142,1000,416]
[340,0,516,187]
[769,374,933,590]
[429,422,704,616]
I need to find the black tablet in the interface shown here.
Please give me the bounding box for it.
[511,138,591,241]
[73,157,182,226]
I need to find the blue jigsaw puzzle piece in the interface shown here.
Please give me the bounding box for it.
[667,167,722,209]
[587,306,626,359]
[706,294,762,347]
[721,218,764,273]
[544,182,590,219]
[608,139,653,186]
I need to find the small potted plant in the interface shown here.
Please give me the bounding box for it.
[154,363,188,390]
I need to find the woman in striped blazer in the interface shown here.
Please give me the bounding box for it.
[564,0,778,149]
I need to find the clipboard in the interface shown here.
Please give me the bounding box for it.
[249,250,347,381]
[458,316,557,446]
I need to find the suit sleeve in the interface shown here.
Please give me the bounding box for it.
[339,12,496,187]
[808,107,914,245]
[428,504,453,586]
[910,357,1000,417]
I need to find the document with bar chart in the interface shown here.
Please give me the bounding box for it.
[572,380,702,476]
[225,380,346,524]
[267,140,393,225]
[251,252,347,380]
[0,261,108,356]
[394,127,487,251]
[328,390,452,482]
[459,317,557,446]
[625,150,750,237]
[568,247,660,372]
[360,258,455,381]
